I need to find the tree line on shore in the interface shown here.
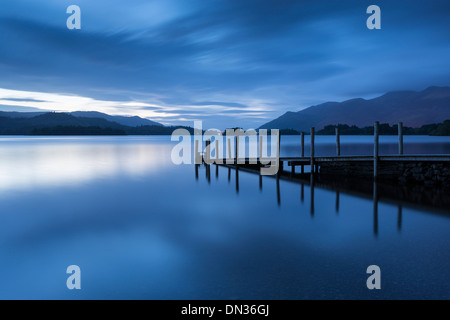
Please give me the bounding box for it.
[278,120,450,136]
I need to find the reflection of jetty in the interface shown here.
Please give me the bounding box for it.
[194,122,450,237]
[198,122,450,184]
[195,158,450,238]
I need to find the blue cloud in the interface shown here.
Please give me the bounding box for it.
[0,0,449,128]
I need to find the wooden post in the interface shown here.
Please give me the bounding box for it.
[194,140,200,164]
[205,139,211,164]
[301,132,305,174]
[398,122,404,155]
[277,132,281,176]
[215,139,219,178]
[336,127,341,156]
[301,132,305,157]
[216,138,223,178]
[235,135,239,167]
[277,131,281,158]
[310,127,315,174]
[374,122,379,180]
[227,138,232,163]
[216,139,220,162]
[259,134,263,169]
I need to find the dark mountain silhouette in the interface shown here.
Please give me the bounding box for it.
[0,111,163,127]
[260,86,450,132]
[0,112,191,135]
[70,111,163,127]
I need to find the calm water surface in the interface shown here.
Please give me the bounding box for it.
[0,135,449,299]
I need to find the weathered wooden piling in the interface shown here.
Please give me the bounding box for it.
[301,132,305,174]
[215,139,219,177]
[259,135,263,160]
[194,140,200,164]
[336,127,341,156]
[235,136,239,167]
[310,127,315,174]
[216,139,220,162]
[277,131,282,177]
[205,139,211,163]
[398,122,404,155]
[227,138,232,163]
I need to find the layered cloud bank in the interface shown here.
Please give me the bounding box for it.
[1,0,449,128]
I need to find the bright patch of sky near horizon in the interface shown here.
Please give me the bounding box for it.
[0,0,449,128]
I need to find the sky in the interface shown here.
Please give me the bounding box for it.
[0,0,449,129]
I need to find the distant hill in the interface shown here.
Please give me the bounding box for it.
[0,111,163,127]
[70,111,163,127]
[0,112,191,135]
[260,86,450,132]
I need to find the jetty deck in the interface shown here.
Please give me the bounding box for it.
[199,122,450,184]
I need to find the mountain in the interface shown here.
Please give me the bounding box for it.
[70,111,163,127]
[260,86,450,131]
[0,112,190,135]
[0,111,46,118]
[0,111,163,127]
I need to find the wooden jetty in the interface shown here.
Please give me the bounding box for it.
[197,122,450,185]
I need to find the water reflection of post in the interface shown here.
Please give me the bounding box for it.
[259,174,263,191]
[194,139,200,181]
[235,167,239,194]
[310,127,315,174]
[397,205,403,232]
[373,181,379,237]
[310,174,315,217]
[276,176,281,206]
[335,191,340,214]
[301,183,304,203]
[205,140,211,184]
[215,139,219,179]
[228,167,231,182]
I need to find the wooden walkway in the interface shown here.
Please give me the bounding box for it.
[199,122,450,182]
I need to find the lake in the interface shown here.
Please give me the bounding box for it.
[0,135,449,299]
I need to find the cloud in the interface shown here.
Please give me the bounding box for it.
[0,0,449,128]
